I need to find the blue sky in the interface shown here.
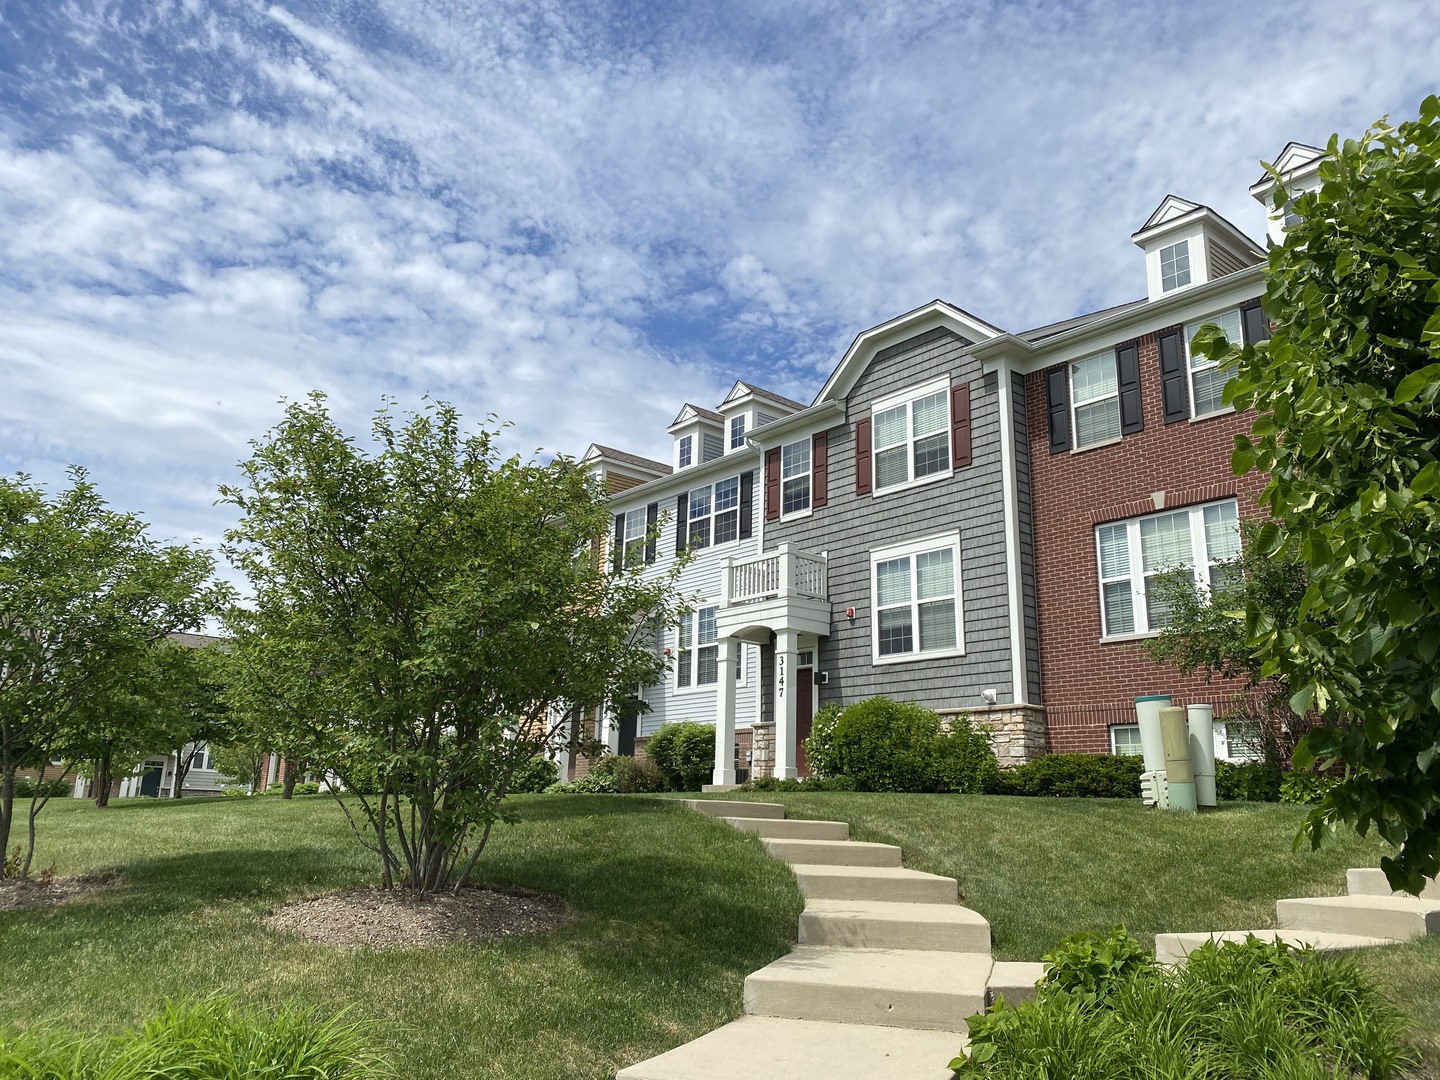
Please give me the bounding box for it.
[1,0,1437,567]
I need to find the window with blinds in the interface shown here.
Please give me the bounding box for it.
[871,379,951,492]
[871,531,963,663]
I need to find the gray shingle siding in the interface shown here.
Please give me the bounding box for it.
[766,327,1017,715]
[1013,370,1043,704]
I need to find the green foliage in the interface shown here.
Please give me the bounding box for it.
[11,777,71,799]
[800,703,843,778]
[954,932,1417,1078]
[1222,99,1440,892]
[611,754,665,794]
[0,469,227,877]
[220,396,684,892]
[510,755,561,794]
[645,722,714,792]
[736,774,856,792]
[934,715,1001,794]
[0,998,392,1078]
[1279,771,1339,806]
[1214,760,1283,802]
[1038,926,1155,1010]
[993,754,1143,798]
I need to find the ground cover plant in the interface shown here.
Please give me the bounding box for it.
[0,795,801,1080]
[953,930,1417,1078]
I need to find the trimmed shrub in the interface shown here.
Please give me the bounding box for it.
[826,698,941,792]
[993,753,1142,798]
[801,703,844,779]
[953,930,1417,1078]
[1279,770,1337,805]
[510,754,561,794]
[646,722,714,792]
[1214,760,1283,802]
[12,777,71,799]
[612,755,665,793]
[934,715,1000,794]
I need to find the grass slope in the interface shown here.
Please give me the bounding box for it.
[0,795,802,1080]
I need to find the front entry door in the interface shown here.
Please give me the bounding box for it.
[796,668,815,775]
[139,764,163,797]
[618,713,637,758]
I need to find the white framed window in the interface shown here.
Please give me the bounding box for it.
[781,438,811,516]
[871,531,963,663]
[1185,308,1243,418]
[678,435,693,469]
[871,378,951,493]
[729,414,747,450]
[674,607,746,690]
[1160,240,1191,292]
[622,508,647,565]
[191,745,210,771]
[1096,499,1240,638]
[686,476,740,549]
[1110,724,1143,756]
[1070,352,1121,448]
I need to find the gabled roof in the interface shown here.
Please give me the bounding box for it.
[582,443,672,475]
[721,381,806,412]
[1249,142,1327,198]
[1137,194,1201,233]
[1020,298,1148,344]
[669,403,724,427]
[813,299,1004,406]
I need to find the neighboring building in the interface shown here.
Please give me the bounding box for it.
[581,144,1313,780]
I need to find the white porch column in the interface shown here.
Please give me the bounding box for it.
[599,703,620,755]
[774,628,800,779]
[713,636,737,786]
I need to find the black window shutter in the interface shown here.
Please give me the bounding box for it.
[1241,300,1271,345]
[1158,328,1189,424]
[738,470,754,539]
[674,493,688,555]
[644,502,658,563]
[1117,343,1143,435]
[612,513,624,573]
[1045,367,1070,453]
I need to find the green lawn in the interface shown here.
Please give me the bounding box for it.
[0,795,802,1080]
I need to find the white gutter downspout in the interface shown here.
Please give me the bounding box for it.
[995,361,1030,706]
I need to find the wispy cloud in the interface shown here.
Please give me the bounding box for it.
[0,0,1436,564]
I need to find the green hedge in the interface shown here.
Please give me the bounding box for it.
[993,753,1143,798]
[646,722,714,791]
[805,698,998,794]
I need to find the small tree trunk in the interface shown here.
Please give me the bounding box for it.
[281,760,298,799]
[93,755,112,809]
[0,768,15,880]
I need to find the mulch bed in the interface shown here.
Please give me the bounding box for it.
[0,872,122,911]
[264,883,570,949]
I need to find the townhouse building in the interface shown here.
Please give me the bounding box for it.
[577,141,1326,783]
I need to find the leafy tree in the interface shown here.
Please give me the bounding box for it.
[0,470,226,877]
[221,396,684,893]
[148,640,234,799]
[1221,97,1440,892]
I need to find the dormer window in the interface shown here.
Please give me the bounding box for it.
[678,435,693,469]
[1160,240,1191,292]
[729,414,746,450]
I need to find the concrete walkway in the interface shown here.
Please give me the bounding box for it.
[617,800,1041,1080]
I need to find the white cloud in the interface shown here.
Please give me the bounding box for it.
[0,0,1437,571]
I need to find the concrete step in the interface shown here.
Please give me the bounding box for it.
[744,946,991,1032]
[614,1016,965,1080]
[986,962,1044,1006]
[680,799,785,820]
[1348,867,1440,900]
[799,899,990,952]
[1154,928,1398,965]
[791,865,958,905]
[1276,894,1440,941]
[701,783,741,793]
[764,838,903,868]
[724,817,850,841]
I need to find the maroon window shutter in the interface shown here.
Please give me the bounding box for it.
[764,448,781,521]
[950,383,972,470]
[854,417,872,495]
[811,432,828,508]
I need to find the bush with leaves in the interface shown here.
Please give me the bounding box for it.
[737,774,856,792]
[645,722,714,792]
[822,698,941,792]
[1214,759,1283,802]
[510,754,561,794]
[993,753,1143,798]
[611,755,665,793]
[953,930,1416,1078]
[800,703,843,778]
[934,715,1000,794]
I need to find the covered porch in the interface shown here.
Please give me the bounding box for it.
[711,544,831,785]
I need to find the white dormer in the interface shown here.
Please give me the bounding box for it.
[1132,196,1264,303]
[716,381,805,454]
[581,443,671,494]
[667,404,725,470]
[1249,142,1327,245]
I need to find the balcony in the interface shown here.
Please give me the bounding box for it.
[717,544,831,640]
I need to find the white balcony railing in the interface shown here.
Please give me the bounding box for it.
[723,544,827,606]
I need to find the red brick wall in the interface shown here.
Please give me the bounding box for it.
[1025,317,1270,754]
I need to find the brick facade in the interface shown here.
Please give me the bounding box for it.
[1024,316,1269,754]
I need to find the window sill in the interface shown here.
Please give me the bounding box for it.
[871,646,966,666]
[871,469,953,499]
[1189,407,1236,422]
[673,683,718,696]
[1098,630,1162,644]
[779,507,814,523]
[1070,435,1124,455]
